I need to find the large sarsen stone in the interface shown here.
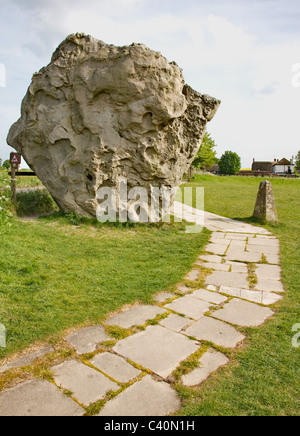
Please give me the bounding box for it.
[7,33,220,218]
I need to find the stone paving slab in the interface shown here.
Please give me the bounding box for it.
[206,285,218,292]
[0,379,84,416]
[224,234,251,240]
[229,240,247,247]
[219,286,282,306]
[210,238,231,245]
[247,237,279,247]
[65,325,111,355]
[113,325,199,379]
[264,253,280,265]
[226,261,248,273]
[52,360,119,406]
[105,305,167,329]
[90,352,141,383]
[154,292,176,303]
[247,245,280,255]
[255,278,285,293]
[184,316,245,348]
[0,346,54,373]
[185,269,200,281]
[202,210,271,234]
[205,243,228,255]
[176,285,193,294]
[255,264,281,280]
[98,375,180,416]
[205,270,249,289]
[199,254,224,263]
[225,248,262,263]
[192,289,228,305]
[199,262,230,272]
[181,349,229,387]
[212,298,274,327]
[211,232,226,239]
[164,295,212,320]
[159,314,194,333]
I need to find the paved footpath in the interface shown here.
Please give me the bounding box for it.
[0,203,283,416]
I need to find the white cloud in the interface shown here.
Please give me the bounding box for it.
[1,0,300,167]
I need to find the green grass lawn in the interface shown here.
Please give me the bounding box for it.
[176,175,300,416]
[0,217,209,359]
[0,171,299,415]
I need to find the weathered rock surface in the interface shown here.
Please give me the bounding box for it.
[7,33,220,218]
[253,180,278,224]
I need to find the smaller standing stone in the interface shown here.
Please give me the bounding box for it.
[253,181,278,224]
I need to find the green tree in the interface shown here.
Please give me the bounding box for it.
[219,151,241,175]
[2,160,10,169]
[192,132,218,170]
[295,151,300,171]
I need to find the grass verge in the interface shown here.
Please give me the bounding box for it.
[175,175,300,416]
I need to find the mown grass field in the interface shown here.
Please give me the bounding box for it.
[0,170,299,415]
[0,170,209,358]
[176,175,300,416]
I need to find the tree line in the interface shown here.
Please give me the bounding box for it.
[192,134,300,175]
[192,132,241,175]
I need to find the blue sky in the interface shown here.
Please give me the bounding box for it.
[0,0,300,168]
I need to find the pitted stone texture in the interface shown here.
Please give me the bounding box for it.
[164,295,212,320]
[52,360,119,406]
[159,314,194,332]
[90,352,141,383]
[181,349,229,387]
[113,325,199,378]
[65,325,110,354]
[184,316,245,348]
[98,375,180,416]
[105,305,167,329]
[0,380,83,416]
[205,270,249,289]
[0,346,54,373]
[7,33,220,218]
[212,298,274,327]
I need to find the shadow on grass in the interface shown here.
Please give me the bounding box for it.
[38,210,190,233]
[16,189,58,217]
